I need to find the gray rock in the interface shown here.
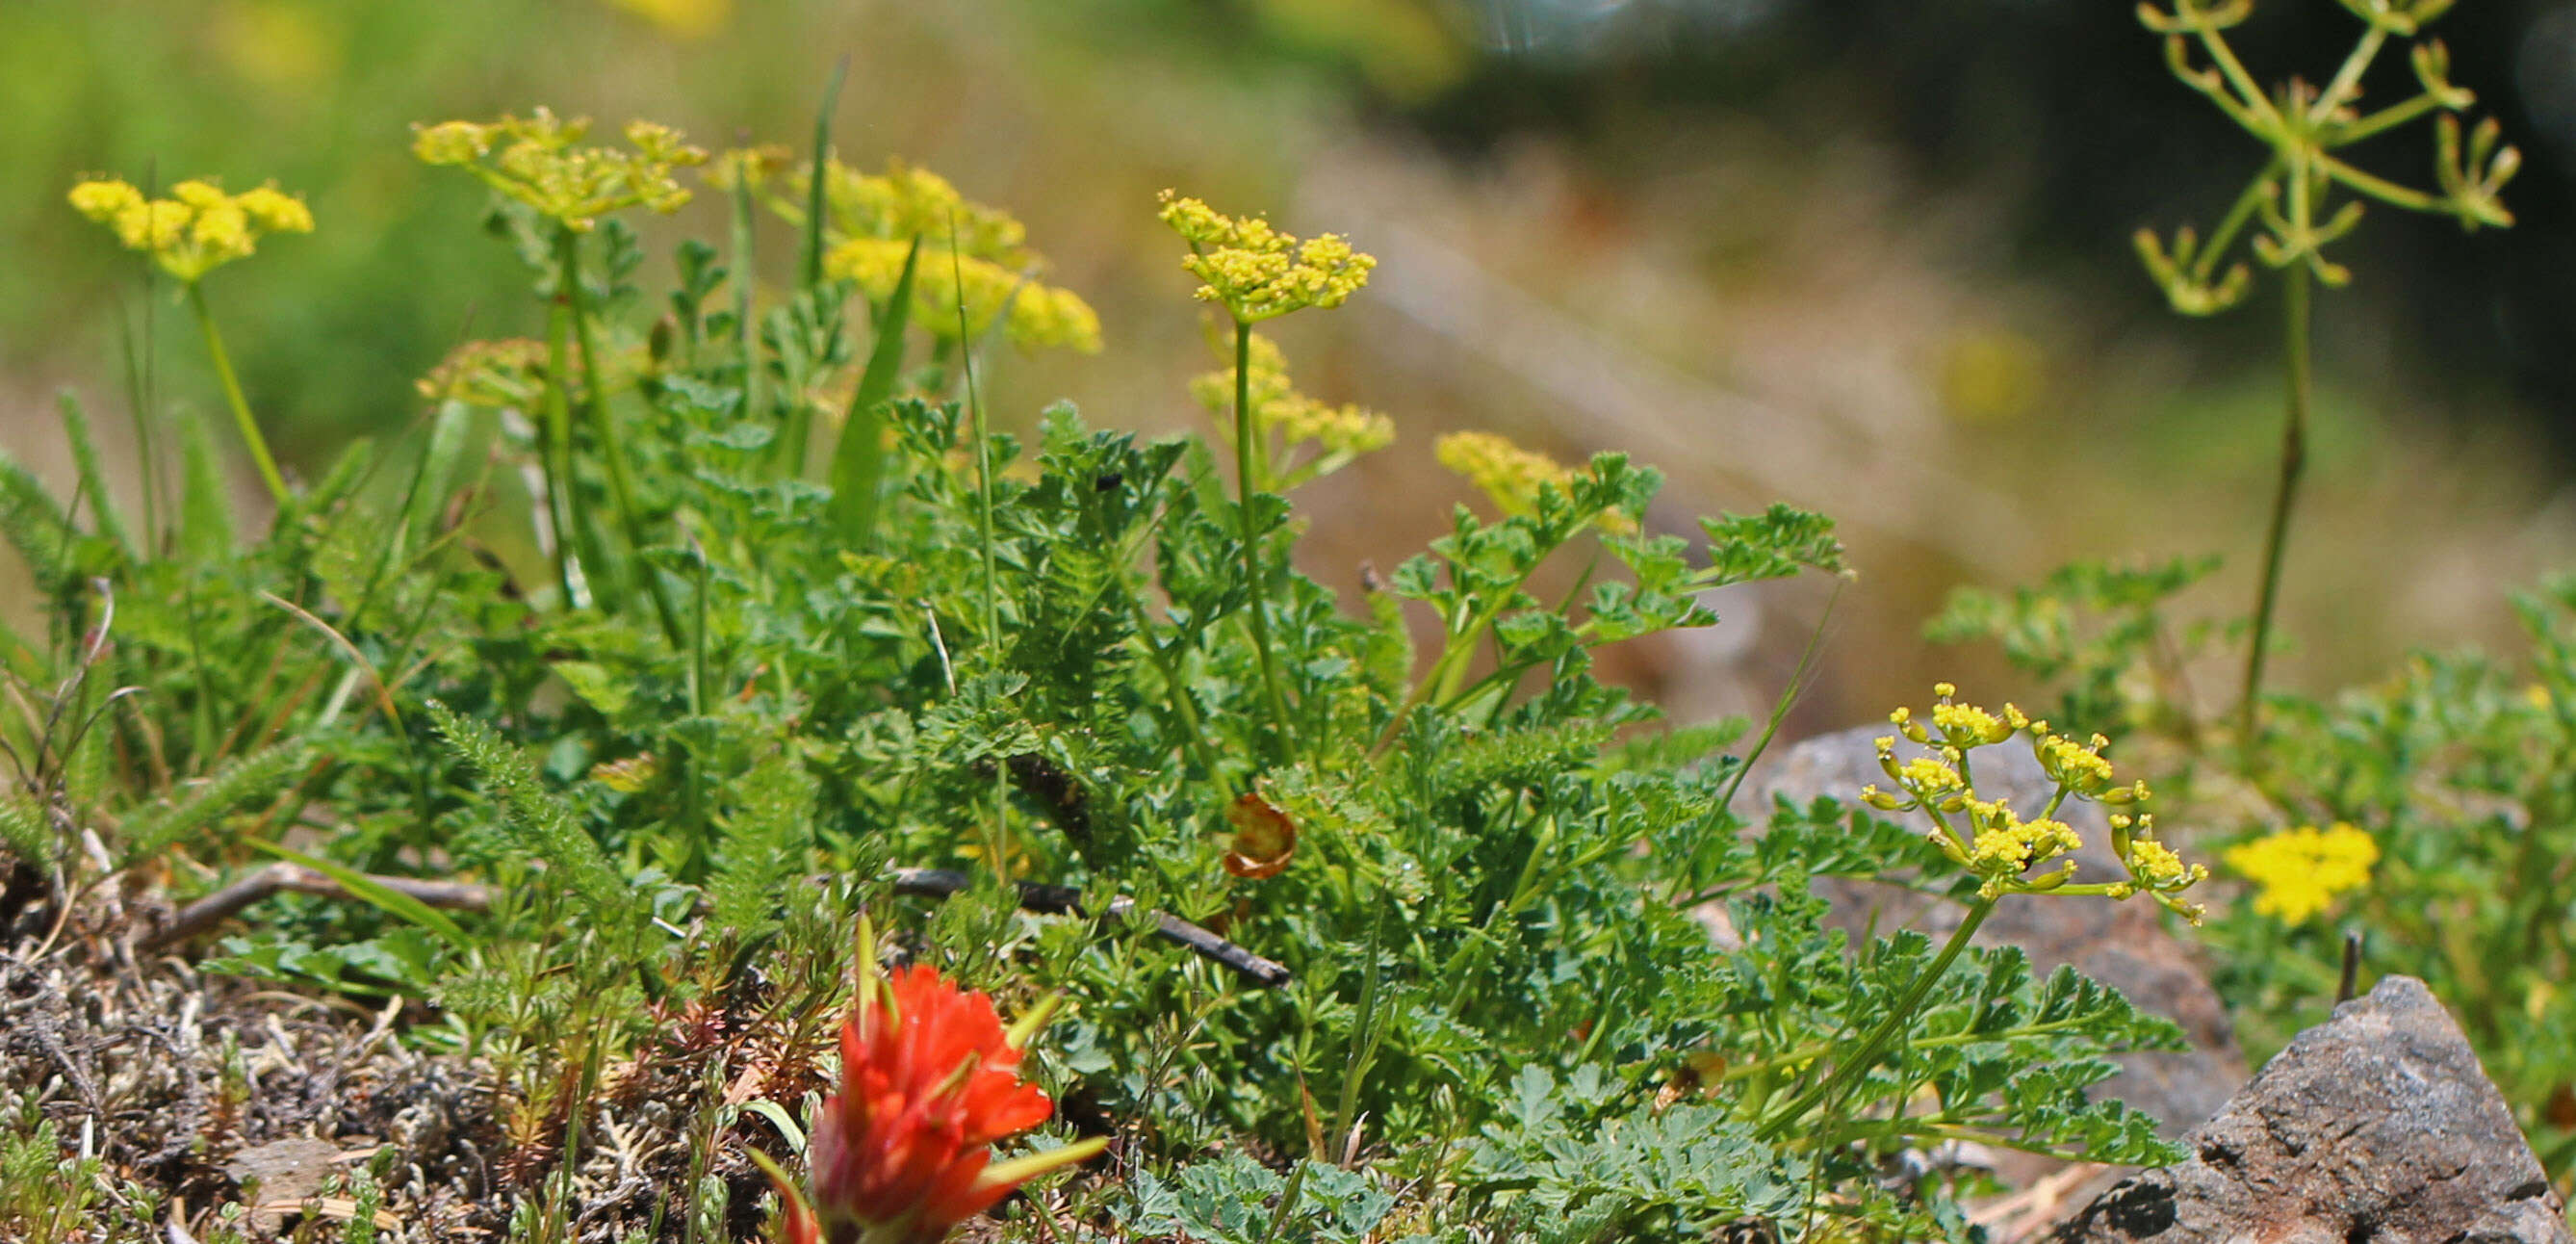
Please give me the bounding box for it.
[1741,724,2246,1142]
[2051,975,2571,1243]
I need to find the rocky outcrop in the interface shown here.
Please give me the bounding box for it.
[2051,975,2571,1243]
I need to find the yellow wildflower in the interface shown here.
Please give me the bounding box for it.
[1965,800,2081,875]
[2125,838,2193,886]
[811,161,1025,256]
[1435,430,1633,532]
[412,107,705,232]
[1896,757,1963,794]
[2224,822,2378,923]
[823,237,1101,353]
[1157,190,1375,323]
[67,178,143,222]
[67,175,313,283]
[2034,733,2115,793]
[1436,429,1562,516]
[1873,687,2207,919]
[1931,700,2013,746]
[234,185,314,233]
[411,120,491,166]
[761,158,1097,354]
[417,338,554,408]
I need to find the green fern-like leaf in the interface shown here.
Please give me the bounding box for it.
[708,751,816,937]
[426,700,630,923]
[118,740,309,864]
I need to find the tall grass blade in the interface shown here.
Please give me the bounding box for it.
[248,838,470,949]
[828,235,919,541]
[799,58,850,294]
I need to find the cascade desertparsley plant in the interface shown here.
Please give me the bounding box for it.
[1862,684,2207,914]
[2223,821,2379,923]
[66,172,315,503]
[413,107,706,231]
[1156,190,1375,323]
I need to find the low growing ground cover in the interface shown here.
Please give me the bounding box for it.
[9,3,2574,1239]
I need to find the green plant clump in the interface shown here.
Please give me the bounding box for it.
[0,92,2228,1243]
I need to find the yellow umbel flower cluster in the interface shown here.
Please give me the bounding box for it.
[1189,331,1392,488]
[1434,430,1636,535]
[416,338,554,409]
[723,156,1101,353]
[1157,191,1375,323]
[1863,685,2203,916]
[1961,798,2083,874]
[67,176,313,283]
[825,236,1100,354]
[2223,822,2379,923]
[412,108,705,232]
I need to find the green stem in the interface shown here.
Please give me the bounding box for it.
[1755,897,1996,1142]
[2191,155,2284,287]
[185,283,289,506]
[2312,150,2445,213]
[1370,552,1556,759]
[1131,599,1230,793]
[540,245,596,607]
[2328,91,2443,148]
[560,229,684,645]
[2313,24,2387,120]
[2238,253,2312,755]
[1235,320,1296,762]
[730,173,764,462]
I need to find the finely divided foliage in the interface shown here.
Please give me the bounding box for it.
[4,91,2230,1242]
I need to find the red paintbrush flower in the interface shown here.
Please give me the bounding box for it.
[758,919,1105,1244]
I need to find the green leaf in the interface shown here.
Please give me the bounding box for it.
[247,839,471,950]
[119,740,310,865]
[800,59,848,293]
[426,699,631,926]
[829,234,920,544]
[57,390,131,560]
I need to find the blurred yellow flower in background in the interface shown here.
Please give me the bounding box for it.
[2225,822,2380,923]
[603,0,732,39]
[67,175,313,282]
[1435,429,1634,534]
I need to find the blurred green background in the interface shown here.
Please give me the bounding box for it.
[13,0,2576,728]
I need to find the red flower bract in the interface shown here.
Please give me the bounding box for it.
[768,921,1104,1244]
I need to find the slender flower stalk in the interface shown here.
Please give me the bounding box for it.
[1234,321,1296,759]
[2238,257,2310,747]
[760,920,1103,1244]
[186,283,290,505]
[559,226,684,643]
[1758,686,2207,1143]
[1156,191,1374,765]
[2130,0,2517,755]
[68,175,315,507]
